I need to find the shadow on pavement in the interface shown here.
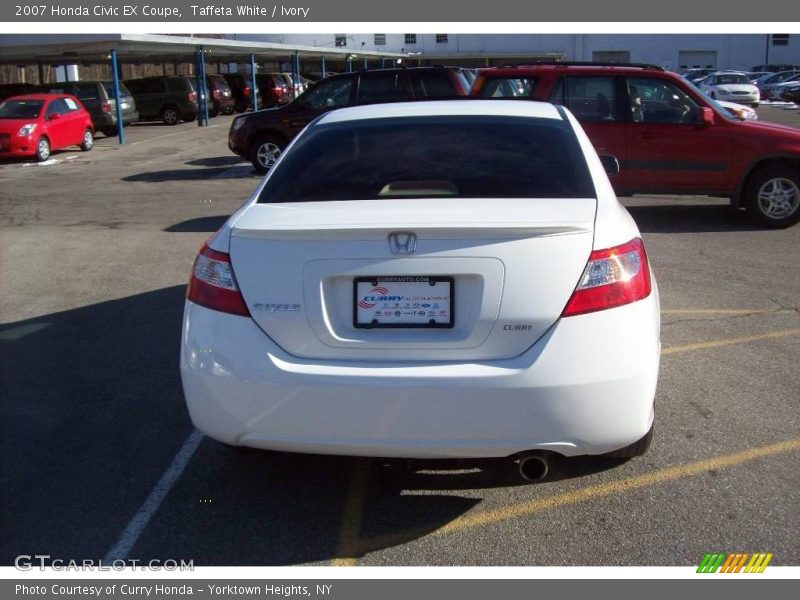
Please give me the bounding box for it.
[0,286,637,565]
[625,202,763,233]
[165,216,229,233]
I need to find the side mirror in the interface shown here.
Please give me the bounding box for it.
[599,154,620,177]
[48,113,61,121]
[698,107,715,126]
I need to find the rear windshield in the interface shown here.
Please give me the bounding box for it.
[0,99,43,119]
[715,74,750,85]
[103,82,132,97]
[258,115,594,202]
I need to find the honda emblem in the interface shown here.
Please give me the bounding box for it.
[388,232,417,255]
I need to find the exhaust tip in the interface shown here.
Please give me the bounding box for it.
[517,453,549,482]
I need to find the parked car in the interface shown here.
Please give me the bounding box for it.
[755,71,800,99]
[222,73,258,112]
[471,63,800,227]
[698,72,759,106]
[123,76,198,125]
[0,94,94,162]
[254,73,292,108]
[205,74,236,116]
[230,67,471,173]
[36,80,138,137]
[0,83,36,102]
[184,100,660,474]
[780,84,800,104]
[679,68,718,84]
[751,64,800,73]
[761,74,800,100]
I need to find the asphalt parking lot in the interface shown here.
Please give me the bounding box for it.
[1,106,798,567]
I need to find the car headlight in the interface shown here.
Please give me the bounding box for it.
[18,123,36,137]
[717,87,730,94]
[231,117,246,132]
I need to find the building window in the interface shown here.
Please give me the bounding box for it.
[335,34,347,47]
[404,34,417,45]
[772,34,789,46]
[436,34,449,44]
[374,34,386,46]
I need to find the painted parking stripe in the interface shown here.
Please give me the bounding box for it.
[104,429,204,562]
[355,438,800,556]
[662,328,800,355]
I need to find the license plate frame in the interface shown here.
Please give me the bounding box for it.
[353,276,455,329]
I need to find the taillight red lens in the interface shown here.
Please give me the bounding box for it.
[243,86,251,97]
[101,101,111,113]
[212,88,221,99]
[562,238,652,317]
[189,91,197,102]
[187,244,250,317]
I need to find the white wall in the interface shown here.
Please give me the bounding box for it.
[232,33,800,71]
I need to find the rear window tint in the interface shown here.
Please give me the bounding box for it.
[167,78,190,92]
[258,116,594,203]
[410,72,459,98]
[104,82,132,97]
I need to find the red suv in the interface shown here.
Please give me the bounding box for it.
[472,63,800,228]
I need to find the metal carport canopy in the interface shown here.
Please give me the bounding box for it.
[0,33,407,65]
[0,33,408,144]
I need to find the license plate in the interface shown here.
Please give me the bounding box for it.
[354,276,454,329]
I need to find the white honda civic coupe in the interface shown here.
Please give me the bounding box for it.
[181,100,660,477]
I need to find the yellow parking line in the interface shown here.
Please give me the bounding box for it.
[358,438,800,555]
[331,459,370,566]
[661,309,792,315]
[662,328,800,355]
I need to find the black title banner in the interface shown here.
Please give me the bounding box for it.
[3,0,800,22]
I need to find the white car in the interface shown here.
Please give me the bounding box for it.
[717,99,758,120]
[699,72,759,106]
[180,100,660,480]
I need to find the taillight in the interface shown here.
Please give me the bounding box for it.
[243,86,251,97]
[187,244,250,317]
[562,238,651,317]
[101,101,111,113]
[212,88,221,99]
[188,91,197,102]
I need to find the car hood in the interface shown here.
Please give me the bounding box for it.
[735,118,800,140]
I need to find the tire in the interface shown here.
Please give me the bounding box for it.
[250,135,285,173]
[160,105,180,125]
[80,129,94,152]
[603,425,654,459]
[743,164,800,228]
[35,136,50,162]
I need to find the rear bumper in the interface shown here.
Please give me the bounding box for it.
[181,286,661,459]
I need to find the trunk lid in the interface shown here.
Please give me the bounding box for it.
[229,197,596,361]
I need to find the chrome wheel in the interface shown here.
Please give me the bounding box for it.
[81,130,94,150]
[757,177,800,219]
[256,142,282,169]
[36,138,50,161]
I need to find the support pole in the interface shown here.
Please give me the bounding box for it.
[320,56,326,78]
[199,47,209,125]
[293,50,300,98]
[110,49,125,144]
[250,53,258,111]
[194,50,203,126]
[37,61,44,85]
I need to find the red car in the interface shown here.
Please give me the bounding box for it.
[471,64,800,228]
[0,93,94,162]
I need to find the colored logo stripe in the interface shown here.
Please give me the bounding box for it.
[697,552,773,573]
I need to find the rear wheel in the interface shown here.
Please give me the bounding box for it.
[80,129,94,151]
[744,165,800,228]
[160,105,180,125]
[250,135,285,173]
[35,137,50,162]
